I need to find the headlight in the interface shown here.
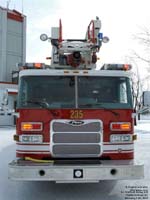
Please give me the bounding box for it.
[20,135,43,143]
[21,122,43,131]
[110,134,132,143]
[110,122,131,131]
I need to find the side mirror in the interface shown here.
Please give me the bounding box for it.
[143,91,150,106]
[2,90,8,106]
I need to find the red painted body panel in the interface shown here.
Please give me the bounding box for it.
[16,108,134,160]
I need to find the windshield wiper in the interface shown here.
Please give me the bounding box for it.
[26,100,50,108]
[79,103,119,116]
[26,100,60,117]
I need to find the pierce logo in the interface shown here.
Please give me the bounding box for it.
[68,120,84,126]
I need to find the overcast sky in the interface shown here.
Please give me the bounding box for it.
[0,0,150,76]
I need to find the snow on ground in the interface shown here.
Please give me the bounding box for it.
[0,119,150,200]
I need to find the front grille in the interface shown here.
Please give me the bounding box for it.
[53,145,101,155]
[53,133,101,143]
[50,120,103,158]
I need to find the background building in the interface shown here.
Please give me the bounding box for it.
[0,7,26,125]
[0,7,26,82]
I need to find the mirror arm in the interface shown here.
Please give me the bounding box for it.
[0,107,20,118]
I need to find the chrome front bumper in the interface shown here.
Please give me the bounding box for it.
[8,159,144,183]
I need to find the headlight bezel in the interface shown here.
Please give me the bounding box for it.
[20,134,43,144]
[110,134,132,143]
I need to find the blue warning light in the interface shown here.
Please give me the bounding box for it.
[98,32,103,40]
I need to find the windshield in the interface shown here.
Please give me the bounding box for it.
[78,76,132,108]
[17,75,132,109]
[18,76,75,108]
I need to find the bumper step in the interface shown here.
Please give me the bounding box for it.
[8,159,144,183]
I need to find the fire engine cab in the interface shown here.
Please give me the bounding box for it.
[8,17,144,182]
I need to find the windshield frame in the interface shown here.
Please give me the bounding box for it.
[17,75,133,109]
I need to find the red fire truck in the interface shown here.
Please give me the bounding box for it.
[8,17,144,182]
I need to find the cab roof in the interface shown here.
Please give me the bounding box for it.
[19,69,131,78]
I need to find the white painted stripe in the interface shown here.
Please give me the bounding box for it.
[103,151,133,154]
[16,144,49,151]
[16,144,134,152]
[103,144,134,151]
[17,142,50,145]
[103,142,133,145]
[16,151,50,154]
[16,150,133,155]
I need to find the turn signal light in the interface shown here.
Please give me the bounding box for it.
[123,64,131,71]
[21,122,43,131]
[13,134,19,141]
[34,63,42,68]
[110,122,131,131]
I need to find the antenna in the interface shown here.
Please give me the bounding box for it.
[7,0,11,9]
[21,0,24,14]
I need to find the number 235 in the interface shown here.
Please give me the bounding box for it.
[70,110,83,119]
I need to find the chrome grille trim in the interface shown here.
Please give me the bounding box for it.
[53,133,101,143]
[50,119,103,158]
[52,121,101,132]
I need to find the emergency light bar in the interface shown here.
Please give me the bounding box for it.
[17,63,47,70]
[101,64,132,71]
